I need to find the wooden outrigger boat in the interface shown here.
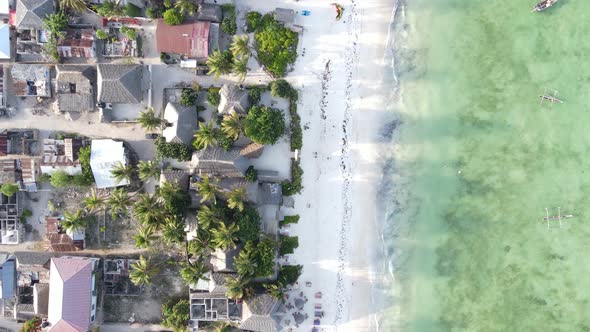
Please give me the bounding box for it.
[539,94,563,104]
[532,0,558,12]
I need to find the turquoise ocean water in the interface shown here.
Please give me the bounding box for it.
[383,0,590,331]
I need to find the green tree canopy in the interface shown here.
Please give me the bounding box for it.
[244,105,286,145]
[254,15,299,77]
[206,50,234,79]
[163,8,185,25]
[180,261,209,286]
[161,299,190,331]
[137,160,160,182]
[130,256,158,286]
[138,107,161,131]
[62,209,86,232]
[211,222,239,250]
[193,121,220,150]
[60,0,87,12]
[0,183,18,197]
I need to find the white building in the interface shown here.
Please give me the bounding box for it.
[90,139,128,188]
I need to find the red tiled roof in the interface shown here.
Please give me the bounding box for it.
[156,21,210,59]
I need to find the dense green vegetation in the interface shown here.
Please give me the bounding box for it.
[125,3,141,17]
[208,87,221,107]
[280,214,299,227]
[155,137,192,161]
[282,159,303,195]
[279,235,299,255]
[161,300,190,332]
[244,105,285,145]
[245,166,258,182]
[163,8,184,25]
[221,4,237,34]
[246,11,262,32]
[180,88,198,106]
[0,183,18,197]
[254,15,299,77]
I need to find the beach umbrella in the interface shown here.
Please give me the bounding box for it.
[295,298,305,310]
[293,311,305,324]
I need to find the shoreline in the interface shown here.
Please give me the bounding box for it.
[271,0,399,330]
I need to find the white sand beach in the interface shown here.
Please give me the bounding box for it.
[236,0,397,330]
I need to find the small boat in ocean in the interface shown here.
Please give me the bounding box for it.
[532,0,558,12]
[539,94,563,103]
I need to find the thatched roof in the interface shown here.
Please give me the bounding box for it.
[191,147,250,178]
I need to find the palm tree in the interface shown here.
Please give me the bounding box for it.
[129,256,158,286]
[110,161,134,185]
[226,187,247,212]
[264,282,285,300]
[193,121,219,150]
[188,230,213,257]
[206,50,233,79]
[60,0,87,12]
[194,175,219,204]
[162,218,185,244]
[61,209,86,232]
[225,275,248,300]
[157,181,189,215]
[234,248,257,278]
[137,160,160,182]
[107,188,132,219]
[230,34,250,59]
[214,322,233,332]
[197,205,221,230]
[232,57,249,82]
[83,188,105,213]
[221,110,242,140]
[211,222,239,250]
[137,108,161,131]
[174,0,196,15]
[231,56,249,79]
[133,193,163,229]
[132,227,156,249]
[180,261,209,285]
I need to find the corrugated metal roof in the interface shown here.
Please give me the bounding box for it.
[48,257,94,331]
[156,21,210,59]
[90,139,128,188]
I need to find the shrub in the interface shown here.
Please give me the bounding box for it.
[96,29,109,40]
[196,105,206,112]
[255,15,299,77]
[218,135,233,151]
[0,183,18,197]
[289,97,302,151]
[207,88,221,107]
[125,3,142,17]
[248,87,262,105]
[161,300,190,331]
[245,166,257,183]
[246,11,262,32]
[120,26,137,40]
[180,88,198,106]
[97,0,124,18]
[254,238,276,277]
[163,8,184,25]
[280,215,299,227]
[270,79,292,98]
[278,265,302,286]
[146,6,160,19]
[221,4,236,34]
[78,146,95,185]
[39,173,52,182]
[281,159,303,196]
[235,206,261,242]
[155,137,192,161]
[244,105,285,145]
[279,235,299,255]
[50,171,72,188]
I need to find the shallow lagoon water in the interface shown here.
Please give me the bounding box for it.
[389,0,590,331]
